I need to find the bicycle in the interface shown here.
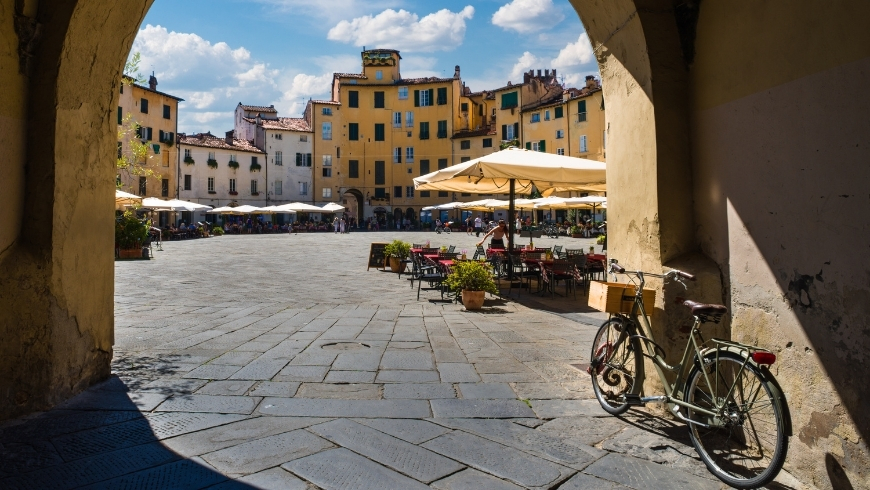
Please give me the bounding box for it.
[588,260,790,489]
[542,223,560,239]
[435,221,452,234]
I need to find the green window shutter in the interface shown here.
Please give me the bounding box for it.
[349,123,358,141]
[539,140,545,152]
[374,91,384,108]
[420,159,429,175]
[513,123,519,140]
[437,87,447,105]
[428,89,434,106]
[525,142,531,150]
[501,125,507,140]
[554,106,563,119]
[375,124,385,141]
[438,158,447,169]
[349,91,359,108]
[117,107,122,125]
[578,100,586,113]
[349,160,359,178]
[414,90,420,107]
[296,153,302,166]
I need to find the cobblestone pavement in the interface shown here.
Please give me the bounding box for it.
[1,231,769,489]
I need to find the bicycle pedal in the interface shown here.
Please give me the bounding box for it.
[623,394,645,406]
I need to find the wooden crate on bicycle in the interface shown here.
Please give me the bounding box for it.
[587,281,656,314]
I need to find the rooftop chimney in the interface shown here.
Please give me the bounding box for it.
[537,69,542,77]
[225,130,234,146]
[545,69,550,77]
[148,72,157,90]
[586,75,597,88]
[454,65,461,79]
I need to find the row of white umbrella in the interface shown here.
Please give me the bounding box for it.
[422,195,606,212]
[115,190,346,215]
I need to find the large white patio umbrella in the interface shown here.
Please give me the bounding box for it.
[457,199,508,212]
[164,199,213,211]
[320,202,345,213]
[273,202,323,213]
[414,148,606,250]
[115,189,142,208]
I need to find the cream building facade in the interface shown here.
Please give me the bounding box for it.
[116,74,182,201]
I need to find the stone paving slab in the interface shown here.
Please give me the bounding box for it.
[155,395,261,414]
[382,383,457,399]
[375,370,440,383]
[538,417,627,446]
[422,431,573,489]
[275,365,329,382]
[380,351,435,370]
[54,389,169,412]
[511,382,587,400]
[324,370,377,383]
[558,471,633,489]
[196,380,257,396]
[308,419,464,483]
[430,418,604,468]
[296,383,381,399]
[208,466,312,490]
[201,429,334,476]
[583,453,723,490]
[258,398,431,418]
[161,416,327,458]
[436,363,481,382]
[183,364,242,380]
[430,468,524,490]
[430,399,535,418]
[283,448,429,490]
[76,458,229,490]
[248,381,300,397]
[352,418,451,444]
[457,383,518,399]
[530,399,607,418]
[0,410,144,443]
[229,359,290,380]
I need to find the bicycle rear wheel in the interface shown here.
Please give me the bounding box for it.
[684,352,788,489]
[589,318,641,415]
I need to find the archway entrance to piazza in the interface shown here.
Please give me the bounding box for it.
[3,2,869,488]
[342,188,364,225]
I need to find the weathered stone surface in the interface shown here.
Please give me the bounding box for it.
[375,370,440,383]
[155,395,261,414]
[209,351,263,366]
[437,363,481,382]
[430,468,523,490]
[75,459,228,490]
[161,416,327,457]
[511,382,583,400]
[524,361,585,382]
[283,448,429,489]
[597,424,710,479]
[209,467,311,490]
[433,349,468,363]
[380,351,434,370]
[430,399,535,418]
[308,419,463,482]
[457,383,517,399]
[288,351,338,366]
[54,390,168,412]
[0,410,144,443]
[583,453,722,490]
[480,373,544,383]
[422,431,572,489]
[274,365,329,382]
[353,418,450,444]
[324,370,377,383]
[431,418,604,467]
[183,364,242,380]
[196,380,256,396]
[332,352,383,371]
[474,360,532,374]
[258,398,431,418]
[201,429,333,476]
[383,383,456,399]
[139,378,209,394]
[248,381,300,397]
[557,471,632,489]
[229,359,289,380]
[529,399,606,418]
[295,383,381,400]
[538,417,626,446]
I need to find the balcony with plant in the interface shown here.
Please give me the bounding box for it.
[250,162,262,172]
[207,158,218,168]
[183,156,195,165]
[228,160,239,169]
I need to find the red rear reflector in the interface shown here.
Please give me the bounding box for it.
[752,352,776,365]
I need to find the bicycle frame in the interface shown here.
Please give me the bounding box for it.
[609,269,765,426]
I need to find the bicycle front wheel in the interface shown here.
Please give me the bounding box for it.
[589,318,641,415]
[684,352,788,489]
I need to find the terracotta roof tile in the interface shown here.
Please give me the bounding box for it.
[311,99,341,106]
[335,73,367,79]
[242,116,312,132]
[177,132,264,153]
[238,103,277,113]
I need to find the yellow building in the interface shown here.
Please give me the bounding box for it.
[117,74,183,200]
[309,49,461,226]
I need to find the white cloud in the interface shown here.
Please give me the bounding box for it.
[276,73,335,116]
[327,6,475,52]
[551,33,594,69]
[492,0,564,34]
[400,56,439,78]
[509,51,544,81]
[187,92,217,110]
[254,0,401,24]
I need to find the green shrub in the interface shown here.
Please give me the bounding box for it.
[115,210,150,249]
[596,234,606,245]
[570,225,583,235]
[212,226,225,236]
[445,261,499,294]
[384,239,411,259]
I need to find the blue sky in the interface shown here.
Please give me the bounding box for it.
[134,0,598,134]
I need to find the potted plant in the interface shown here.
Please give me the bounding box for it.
[228,160,239,169]
[207,158,218,168]
[444,261,499,310]
[184,155,195,165]
[383,239,411,273]
[115,210,150,259]
[570,225,583,238]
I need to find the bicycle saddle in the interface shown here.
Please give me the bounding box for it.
[682,300,728,323]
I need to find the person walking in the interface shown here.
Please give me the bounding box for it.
[465,216,473,235]
[474,215,483,237]
[340,217,346,234]
[477,219,508,249]
[333,217,339,233]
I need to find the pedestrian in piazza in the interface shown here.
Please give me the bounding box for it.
[474,215,483,237]
[466,216,473,235]
[333,217,339,233]
[340,217,346,234]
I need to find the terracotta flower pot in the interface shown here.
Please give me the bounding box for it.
[118,248,142,259]
[389,257,406,273]
[462,290,485,310]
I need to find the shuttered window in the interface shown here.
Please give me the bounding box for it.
[374,123,385,141]
[349,160,359,178]
[374,91,385,108]
[500,91,517,109]
[374,161,385,185]
[348,123,359,141]
[437,87,447,105]
[348,91,359,108]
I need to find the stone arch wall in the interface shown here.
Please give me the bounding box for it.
[1,1,868,487]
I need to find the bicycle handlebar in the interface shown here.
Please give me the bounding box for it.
[608,259,694,282]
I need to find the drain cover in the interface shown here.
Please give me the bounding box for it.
[320,342,371,351]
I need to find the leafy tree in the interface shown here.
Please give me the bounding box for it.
[116,52,158,190]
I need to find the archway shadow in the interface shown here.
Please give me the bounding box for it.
[0,372,260,489]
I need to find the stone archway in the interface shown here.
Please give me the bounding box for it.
[2,2,869,487]
[342,188,364,225]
